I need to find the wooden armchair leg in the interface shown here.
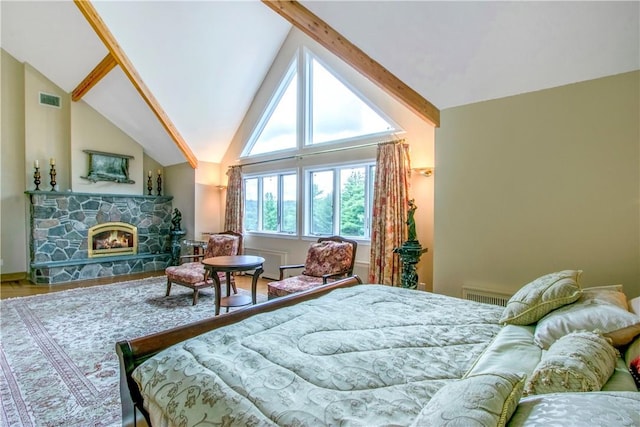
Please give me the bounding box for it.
[166,279,172,296]
[192,289,199,306]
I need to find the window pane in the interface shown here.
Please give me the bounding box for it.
[282,174,297,233]
[244,178,258,231]
[310,170,333,235]
[311,58,394,145]
[249,73,298,155]
[261,176,278,231]
[339,167,366,237]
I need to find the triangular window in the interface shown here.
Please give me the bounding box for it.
[246,60,298,156]
[243,49,399,158]
[310,57,394,144]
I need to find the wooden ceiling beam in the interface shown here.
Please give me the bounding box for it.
[73,0,198,169]
[71,52,117,102]
[262,0,440,127]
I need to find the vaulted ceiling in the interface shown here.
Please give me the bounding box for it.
[2,1,638,167]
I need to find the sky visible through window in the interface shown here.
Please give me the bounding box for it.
[311,58,393,144]
[248,54,395,156]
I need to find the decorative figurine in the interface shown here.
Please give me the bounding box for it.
[170,208,183,231]
[393,199,428,289]
[169,208,185,265]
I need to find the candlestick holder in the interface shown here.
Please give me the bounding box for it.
[34,167,41,191]
[157,173,162,196]
[147,175,153,196]
[49,165,57,191]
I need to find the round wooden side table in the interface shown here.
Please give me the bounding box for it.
[202,255,265,315]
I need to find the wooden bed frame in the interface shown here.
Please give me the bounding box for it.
[116,275,364,427]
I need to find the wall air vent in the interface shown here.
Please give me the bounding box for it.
[462,286,511,306]
[39,92,61,108]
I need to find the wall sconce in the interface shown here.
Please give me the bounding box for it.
[413,168,433,177]
[216,185,227,191]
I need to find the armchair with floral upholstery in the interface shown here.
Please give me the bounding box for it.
[267,236,357,299]
[165,231,242,305]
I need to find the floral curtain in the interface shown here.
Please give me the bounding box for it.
[368,141,411,286]
[223,166,243,236]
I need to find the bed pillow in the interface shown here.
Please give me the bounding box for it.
[629,296,640,315]
[510,392,640,426]
[410,372,525,427]
[525,331,617,396]
[625,335,640,389]
[534,287,640,349]
[500,270,582,326]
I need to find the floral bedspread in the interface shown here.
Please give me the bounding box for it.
[132,285,503,427]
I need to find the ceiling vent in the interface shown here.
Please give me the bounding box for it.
[39,92,61,108]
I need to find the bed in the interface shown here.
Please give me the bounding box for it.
[117,271,640,427]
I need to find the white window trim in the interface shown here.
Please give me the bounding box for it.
[243,169,298,236]
[303,160,376,240]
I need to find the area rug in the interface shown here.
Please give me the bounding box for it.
[0,277,266,427]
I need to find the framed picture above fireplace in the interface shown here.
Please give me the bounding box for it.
[80,150,135,184]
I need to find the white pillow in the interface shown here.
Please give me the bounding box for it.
[534,287,640,349]
[629,296,640,315]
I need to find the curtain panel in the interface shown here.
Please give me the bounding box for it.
[223,166,243,238]
[368,141,411,286]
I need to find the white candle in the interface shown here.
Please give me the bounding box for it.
[157,169,161,175]
[50,158,55,166]
[34,160,39,168]
[148,170,152,177]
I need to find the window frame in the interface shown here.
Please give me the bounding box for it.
[242,170,298,236]
[303,161,376,240]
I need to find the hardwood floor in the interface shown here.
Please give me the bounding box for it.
[0,272,270,300]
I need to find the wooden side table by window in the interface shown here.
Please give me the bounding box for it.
[202,255,265,315]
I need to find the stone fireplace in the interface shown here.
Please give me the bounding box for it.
[88,222,137,257]
[26,191,174,284]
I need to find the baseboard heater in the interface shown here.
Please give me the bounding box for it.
[243,248,287,280]
[462,286,511,306]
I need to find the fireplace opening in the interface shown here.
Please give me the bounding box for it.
[88,222,137,258]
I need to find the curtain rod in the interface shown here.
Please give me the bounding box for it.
[235,138,405,168]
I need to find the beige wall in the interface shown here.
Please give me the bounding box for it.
[434,71,640,298]
[1,48,166,275]
[24,63,71,192]
[195,162,224,239]
[1,50,27,274]
[222,28,436,286]
[70,101,144,194]
[164,163,195,239]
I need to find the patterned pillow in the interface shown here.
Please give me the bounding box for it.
[204,234,240,258]
[500,270,582,325]
[411,372,525,427]
[302,241,353,277]
[525,331,617,396]
[534,287,640,349]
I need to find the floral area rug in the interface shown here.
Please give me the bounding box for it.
[0,277,266,427]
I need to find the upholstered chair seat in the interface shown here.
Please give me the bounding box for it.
[267,236,357,300]
[165,231,242,305]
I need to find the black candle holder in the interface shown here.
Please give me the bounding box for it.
[157,172,162,196]
[49,165,57,191]
[147,174,153,196]
[34,167,41,191]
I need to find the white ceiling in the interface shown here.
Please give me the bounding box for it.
[2,1,638,166]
